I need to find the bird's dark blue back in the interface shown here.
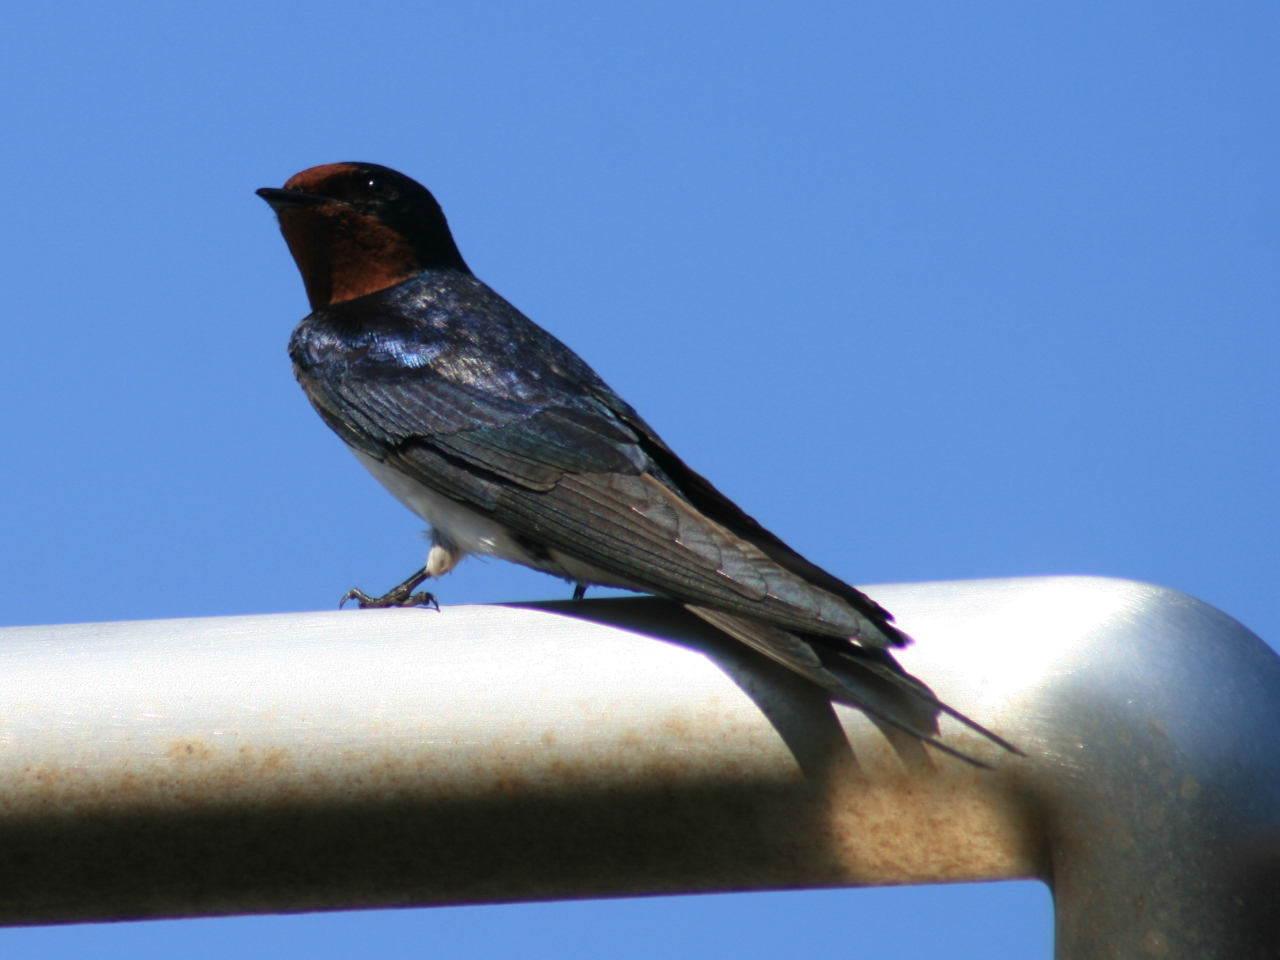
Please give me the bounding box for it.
[291,270,621,412]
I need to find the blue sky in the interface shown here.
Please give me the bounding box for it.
[1,1,1276,956]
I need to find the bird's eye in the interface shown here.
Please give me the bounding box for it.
[365,178,398,200]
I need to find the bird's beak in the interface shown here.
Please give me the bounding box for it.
[256,187,331,212]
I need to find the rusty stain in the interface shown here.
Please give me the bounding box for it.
[166,739,215,762]
[821,769,1035,884]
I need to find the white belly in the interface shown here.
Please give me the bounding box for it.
[353,450,523,560]
[351,449,644,592]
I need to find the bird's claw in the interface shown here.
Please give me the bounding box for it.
[339,568,439,611]
[340,587,439,611]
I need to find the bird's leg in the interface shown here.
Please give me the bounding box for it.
[572,583,588,601]
[341,567,439,611]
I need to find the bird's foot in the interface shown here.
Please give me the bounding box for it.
[340,568,439,611]
[572,583,588,601]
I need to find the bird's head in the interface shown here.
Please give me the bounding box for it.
[257,162,470,310]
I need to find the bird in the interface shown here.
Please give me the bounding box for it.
[257,162,1018,765]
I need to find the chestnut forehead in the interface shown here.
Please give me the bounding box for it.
[283,163,364,193]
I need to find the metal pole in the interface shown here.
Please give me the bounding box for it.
[0,576,1275,956]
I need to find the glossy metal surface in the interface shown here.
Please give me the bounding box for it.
[0,576,1275,956]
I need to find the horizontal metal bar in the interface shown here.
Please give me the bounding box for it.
[0,576,1275,957]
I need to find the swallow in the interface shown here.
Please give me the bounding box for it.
[258,162,1019,765]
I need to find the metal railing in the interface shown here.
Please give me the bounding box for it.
[0,575,1275,957]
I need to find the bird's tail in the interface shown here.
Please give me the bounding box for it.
[685,605,1022,767]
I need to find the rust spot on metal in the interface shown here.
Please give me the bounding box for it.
[166,740,215,762]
